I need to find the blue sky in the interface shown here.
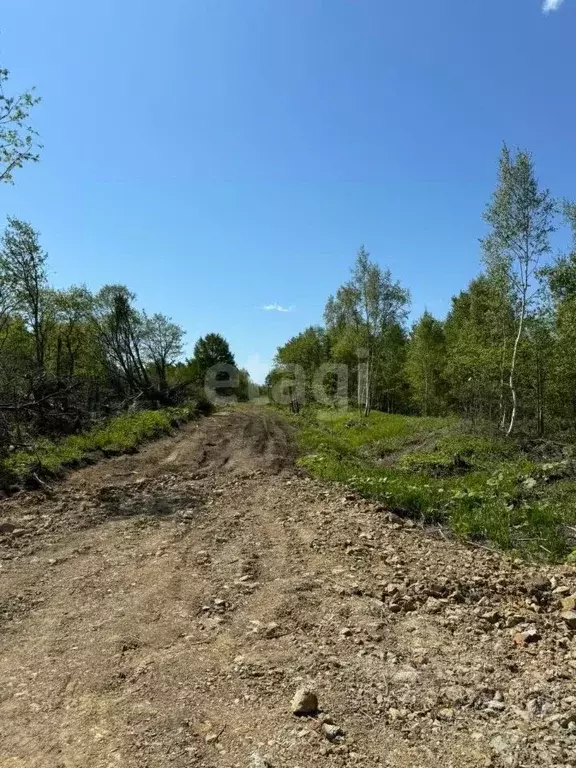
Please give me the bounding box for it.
[1,0,574,382]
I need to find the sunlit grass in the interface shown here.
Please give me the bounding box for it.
[2,404,200,480]
[289,406,576,562]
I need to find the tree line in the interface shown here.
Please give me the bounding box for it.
[0,64,256,455]
[268,146,576,437]
[4,57,576,440]
[0,216,252,454]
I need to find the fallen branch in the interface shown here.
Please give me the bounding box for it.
[0,383,79,412]
[32,472,54,492]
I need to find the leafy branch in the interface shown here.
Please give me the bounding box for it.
[0,67,42,184]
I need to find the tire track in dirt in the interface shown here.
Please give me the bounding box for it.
[1,407,575,767]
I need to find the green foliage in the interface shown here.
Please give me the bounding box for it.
[166,332,253,404]
[481,145,555,436]
[141,313,185,394]
[405,311,447,416]
[237,367,259,402]
[193,333,235,378]
[267,326,332,406]
[542,204,576,431]
[2,403,203,481]
[291,406,576,562]
[0,217,248,459]
[0,68,41,184]
[482,146,555,281]
[1,217,49,369]
[545,202,576,302]
[444,275,514,424]
[268,145,569,441]
[324,246,410,414]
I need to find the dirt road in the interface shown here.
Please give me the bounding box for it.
[1,408,575,767]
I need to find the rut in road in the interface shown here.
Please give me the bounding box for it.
[1,407,575,768]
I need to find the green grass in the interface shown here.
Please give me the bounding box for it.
[286,406,576,562]
[1,403,203,485]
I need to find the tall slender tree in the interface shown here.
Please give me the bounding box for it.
[481,145,555,435]
[325,247,409,415]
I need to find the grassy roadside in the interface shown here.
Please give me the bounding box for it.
[283,406,576,562]
[0,402,208,491]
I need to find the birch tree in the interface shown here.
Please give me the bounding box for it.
[325,247,409,416]
[142,313,185,395]
[481,146,555,435]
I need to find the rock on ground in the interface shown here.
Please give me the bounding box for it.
[0,408,575,767]
[291,686,319,715]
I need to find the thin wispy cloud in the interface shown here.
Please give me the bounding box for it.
[542,0,566,13]
[260,303,294,313]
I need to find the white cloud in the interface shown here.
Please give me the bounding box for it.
[260,303,294,313]
[543,0,565,13]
